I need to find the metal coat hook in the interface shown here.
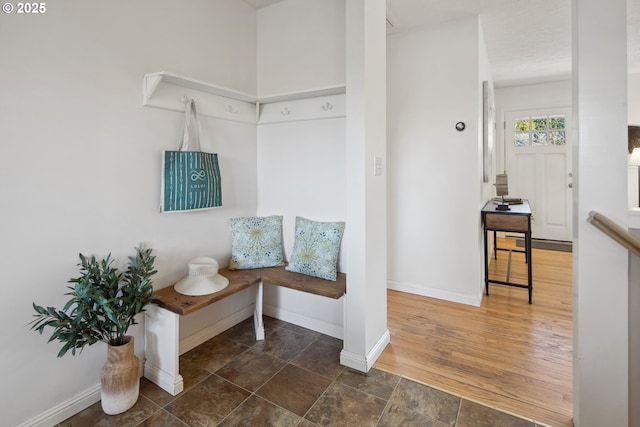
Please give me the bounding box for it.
[226,105,239,114]
[281,107,291,116]
[180,95,190,104]
[322,102,334,111]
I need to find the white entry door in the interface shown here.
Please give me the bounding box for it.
[504,108,572,241]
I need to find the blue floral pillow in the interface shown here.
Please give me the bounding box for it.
[286,216,346,281]
[229,216,285,270]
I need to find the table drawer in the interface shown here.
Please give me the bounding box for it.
[485,213,529,231]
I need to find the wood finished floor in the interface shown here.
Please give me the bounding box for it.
[375,238,573,427]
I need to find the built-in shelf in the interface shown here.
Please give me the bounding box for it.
[257,84,346,104]
[143,71,257,104]
[142,71,346,123]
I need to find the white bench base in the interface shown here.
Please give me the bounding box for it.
[144,282,264,396]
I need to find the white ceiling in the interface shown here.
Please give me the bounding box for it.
[244,0,640,88]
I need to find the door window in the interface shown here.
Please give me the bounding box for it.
[514,114,566,147]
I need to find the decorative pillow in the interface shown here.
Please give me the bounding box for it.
[286,216,346,281]
[229,215,285,270]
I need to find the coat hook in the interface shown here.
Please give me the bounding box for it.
[226,105,238,114]
[322,102,334,111]
[281,107,291,116]
[180,95,189,104]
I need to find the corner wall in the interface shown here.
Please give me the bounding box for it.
[256,0,347,335]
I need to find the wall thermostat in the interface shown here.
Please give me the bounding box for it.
[455,122,466,131]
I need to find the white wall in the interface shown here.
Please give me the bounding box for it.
[630,72,640,125]
[257,120,347,262]
[256,0,347,335]
[572,0,629,424]
[0,1,257,425]
[386,17,490,306]
[626,71,640,426]
[630,72,640,207]
[257,0,345,96]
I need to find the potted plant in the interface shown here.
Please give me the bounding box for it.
[30,245,157,415]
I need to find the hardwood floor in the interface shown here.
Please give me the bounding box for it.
[375,238,573,427]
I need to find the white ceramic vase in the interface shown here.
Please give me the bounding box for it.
[101,336,140,415]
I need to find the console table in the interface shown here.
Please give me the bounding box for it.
[481,200,533,303]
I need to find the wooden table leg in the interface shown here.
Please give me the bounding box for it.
[527,231,533,304]
[484,227,490,296]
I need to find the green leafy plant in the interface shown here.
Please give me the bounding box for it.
[30,246,158,357]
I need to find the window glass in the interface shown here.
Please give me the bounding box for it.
[549,131,566,145]
[549,115,565,130]
[515,118,530,131]
[513,114,566,147]
[515,132,529,147]
[532,131,547,146]
[532,117,547,131]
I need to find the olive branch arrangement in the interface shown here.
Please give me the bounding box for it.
[30,246,157,357]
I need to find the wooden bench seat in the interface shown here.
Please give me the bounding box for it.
[261,266,346,299]
[145,265,346,396]
[153,268,262,315]
[153,266,346,315]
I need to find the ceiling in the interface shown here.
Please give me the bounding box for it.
[245,0,640,88]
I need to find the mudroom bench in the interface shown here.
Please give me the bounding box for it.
[144,266,346,395]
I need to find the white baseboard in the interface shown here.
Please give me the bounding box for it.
[387,280,482,307]
[263,303,343,339]
[16,384,101,427]
[340,329,391,372]
[179,304,255,355]
[143,360,184,397]
[19,302,338,426]
[19,359,148,427]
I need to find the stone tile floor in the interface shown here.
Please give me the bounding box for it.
[59,316,543,426]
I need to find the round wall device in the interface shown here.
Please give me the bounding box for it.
[455,122,466,131]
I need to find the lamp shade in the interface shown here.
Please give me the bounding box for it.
[629,126,640,153]
[630,148,640,166]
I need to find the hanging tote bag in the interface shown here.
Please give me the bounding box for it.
[161,99,222,212]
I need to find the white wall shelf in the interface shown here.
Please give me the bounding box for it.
[142,71,257,124]
[142,71,346,124]
[258,85,346,104]
[143,71,257,104]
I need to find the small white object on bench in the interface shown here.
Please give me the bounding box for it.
[174,257,229,296]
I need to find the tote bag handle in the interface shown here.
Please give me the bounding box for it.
[178,99,202,152]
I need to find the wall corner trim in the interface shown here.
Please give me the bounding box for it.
[340,329,391,372]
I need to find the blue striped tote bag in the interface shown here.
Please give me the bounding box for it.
[161,99,222,212]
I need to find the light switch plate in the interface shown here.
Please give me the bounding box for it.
[374,156,383,176]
